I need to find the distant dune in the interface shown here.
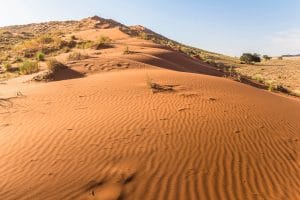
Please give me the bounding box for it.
[0,16,300,200]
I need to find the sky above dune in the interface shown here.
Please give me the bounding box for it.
[0,0,300,56]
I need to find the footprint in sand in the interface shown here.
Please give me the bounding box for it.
[88,182,122,200]
[81,171,135,200]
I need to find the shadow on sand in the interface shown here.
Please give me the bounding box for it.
[51,67,85,82]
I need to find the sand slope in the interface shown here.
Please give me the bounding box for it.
[1,28,300,200]
[1,68,300,200]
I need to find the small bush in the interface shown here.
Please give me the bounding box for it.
[3,62,12,71]
[263,55,271,61]
[278,56,283,60]
[252,74,264,83]
[71,35,77,40]
[39,35,54,44]
[46,59,65,72]
[123,46,133,55]
[204,59,216,65]
[139,32,149,40]
[36,52,45,61]
[94,36,112,50]
[240,53,261,64]
[19,61,39,75]
[68,52,89,61]
[268,84,275,92]
[76,40,94,49]
[146,77,174,93]
[59,40,77,49]
[276,85,290,94]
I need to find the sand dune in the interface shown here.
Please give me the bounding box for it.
[1,70,300,199]
[1,26,300,200]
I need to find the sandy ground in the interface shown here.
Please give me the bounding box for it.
[1,28,300,200]
[236,57,300,95]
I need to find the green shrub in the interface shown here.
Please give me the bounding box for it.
[19,61,39,75]
[36,52,45,61]
[240,53,261,64]
[263,55,271,61]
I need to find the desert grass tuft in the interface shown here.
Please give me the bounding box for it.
[47,59,66,72]
[123,46,134,55]
[19,60,39,75]
[68,52,89,61]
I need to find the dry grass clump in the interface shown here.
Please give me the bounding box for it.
[3,62,12,71]
[148,82,174,93]
[139,32,149,40]
[94,36,113,50]
[32,59,66,82]
[19,60,39,75]
[0,53,10,63]
[47,59,66,72]
[146,76,174,93]
[123,46,134,55]
[68,52,89,61]
[76,40,94,49]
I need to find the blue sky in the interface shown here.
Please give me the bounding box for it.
[0,0,300,56]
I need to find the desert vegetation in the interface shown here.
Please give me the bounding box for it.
[94,36,113,49]
[3,62,12,72]
[263,55,272,61]
[19,60,39,75]
[68,52,89,61]
[76,36,113,50]
[240,53,261,64]
[47,59,65,72]
[146,76,174,93]
[14,34,75,58]
[36,52,45,61]
[123,46,134,55]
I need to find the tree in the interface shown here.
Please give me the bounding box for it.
[240,53,261,64]
[263,55,271,61]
